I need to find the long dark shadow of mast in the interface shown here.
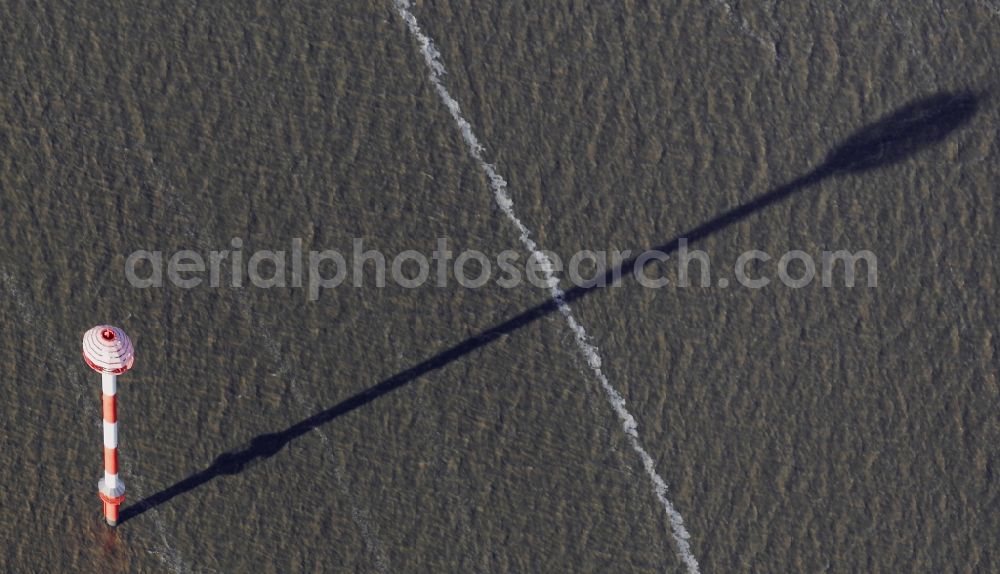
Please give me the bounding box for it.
[120,91,978,524]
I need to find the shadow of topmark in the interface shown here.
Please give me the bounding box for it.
[119,90,978,525]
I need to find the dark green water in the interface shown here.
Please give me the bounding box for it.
[0,1,997,572]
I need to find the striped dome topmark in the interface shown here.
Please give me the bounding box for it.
[83,325,135,375]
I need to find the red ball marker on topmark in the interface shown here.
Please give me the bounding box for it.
[82,325,135,527]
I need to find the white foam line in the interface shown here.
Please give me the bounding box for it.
[391,2,700,571]
[0,267,190,574]
[710,0,777,61]
[110,98,391,572]
[242,297,391,573]
[123,458,203,574]
[980,0,1000,18]
[138,167,391,571]
[318,431,392,574]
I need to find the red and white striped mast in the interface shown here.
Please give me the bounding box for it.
[82,325,135,527]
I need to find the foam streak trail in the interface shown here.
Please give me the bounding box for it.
[391,2,700,571]
[137,156,391,572]
[239,292,390,574]
[0,267,192,574]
